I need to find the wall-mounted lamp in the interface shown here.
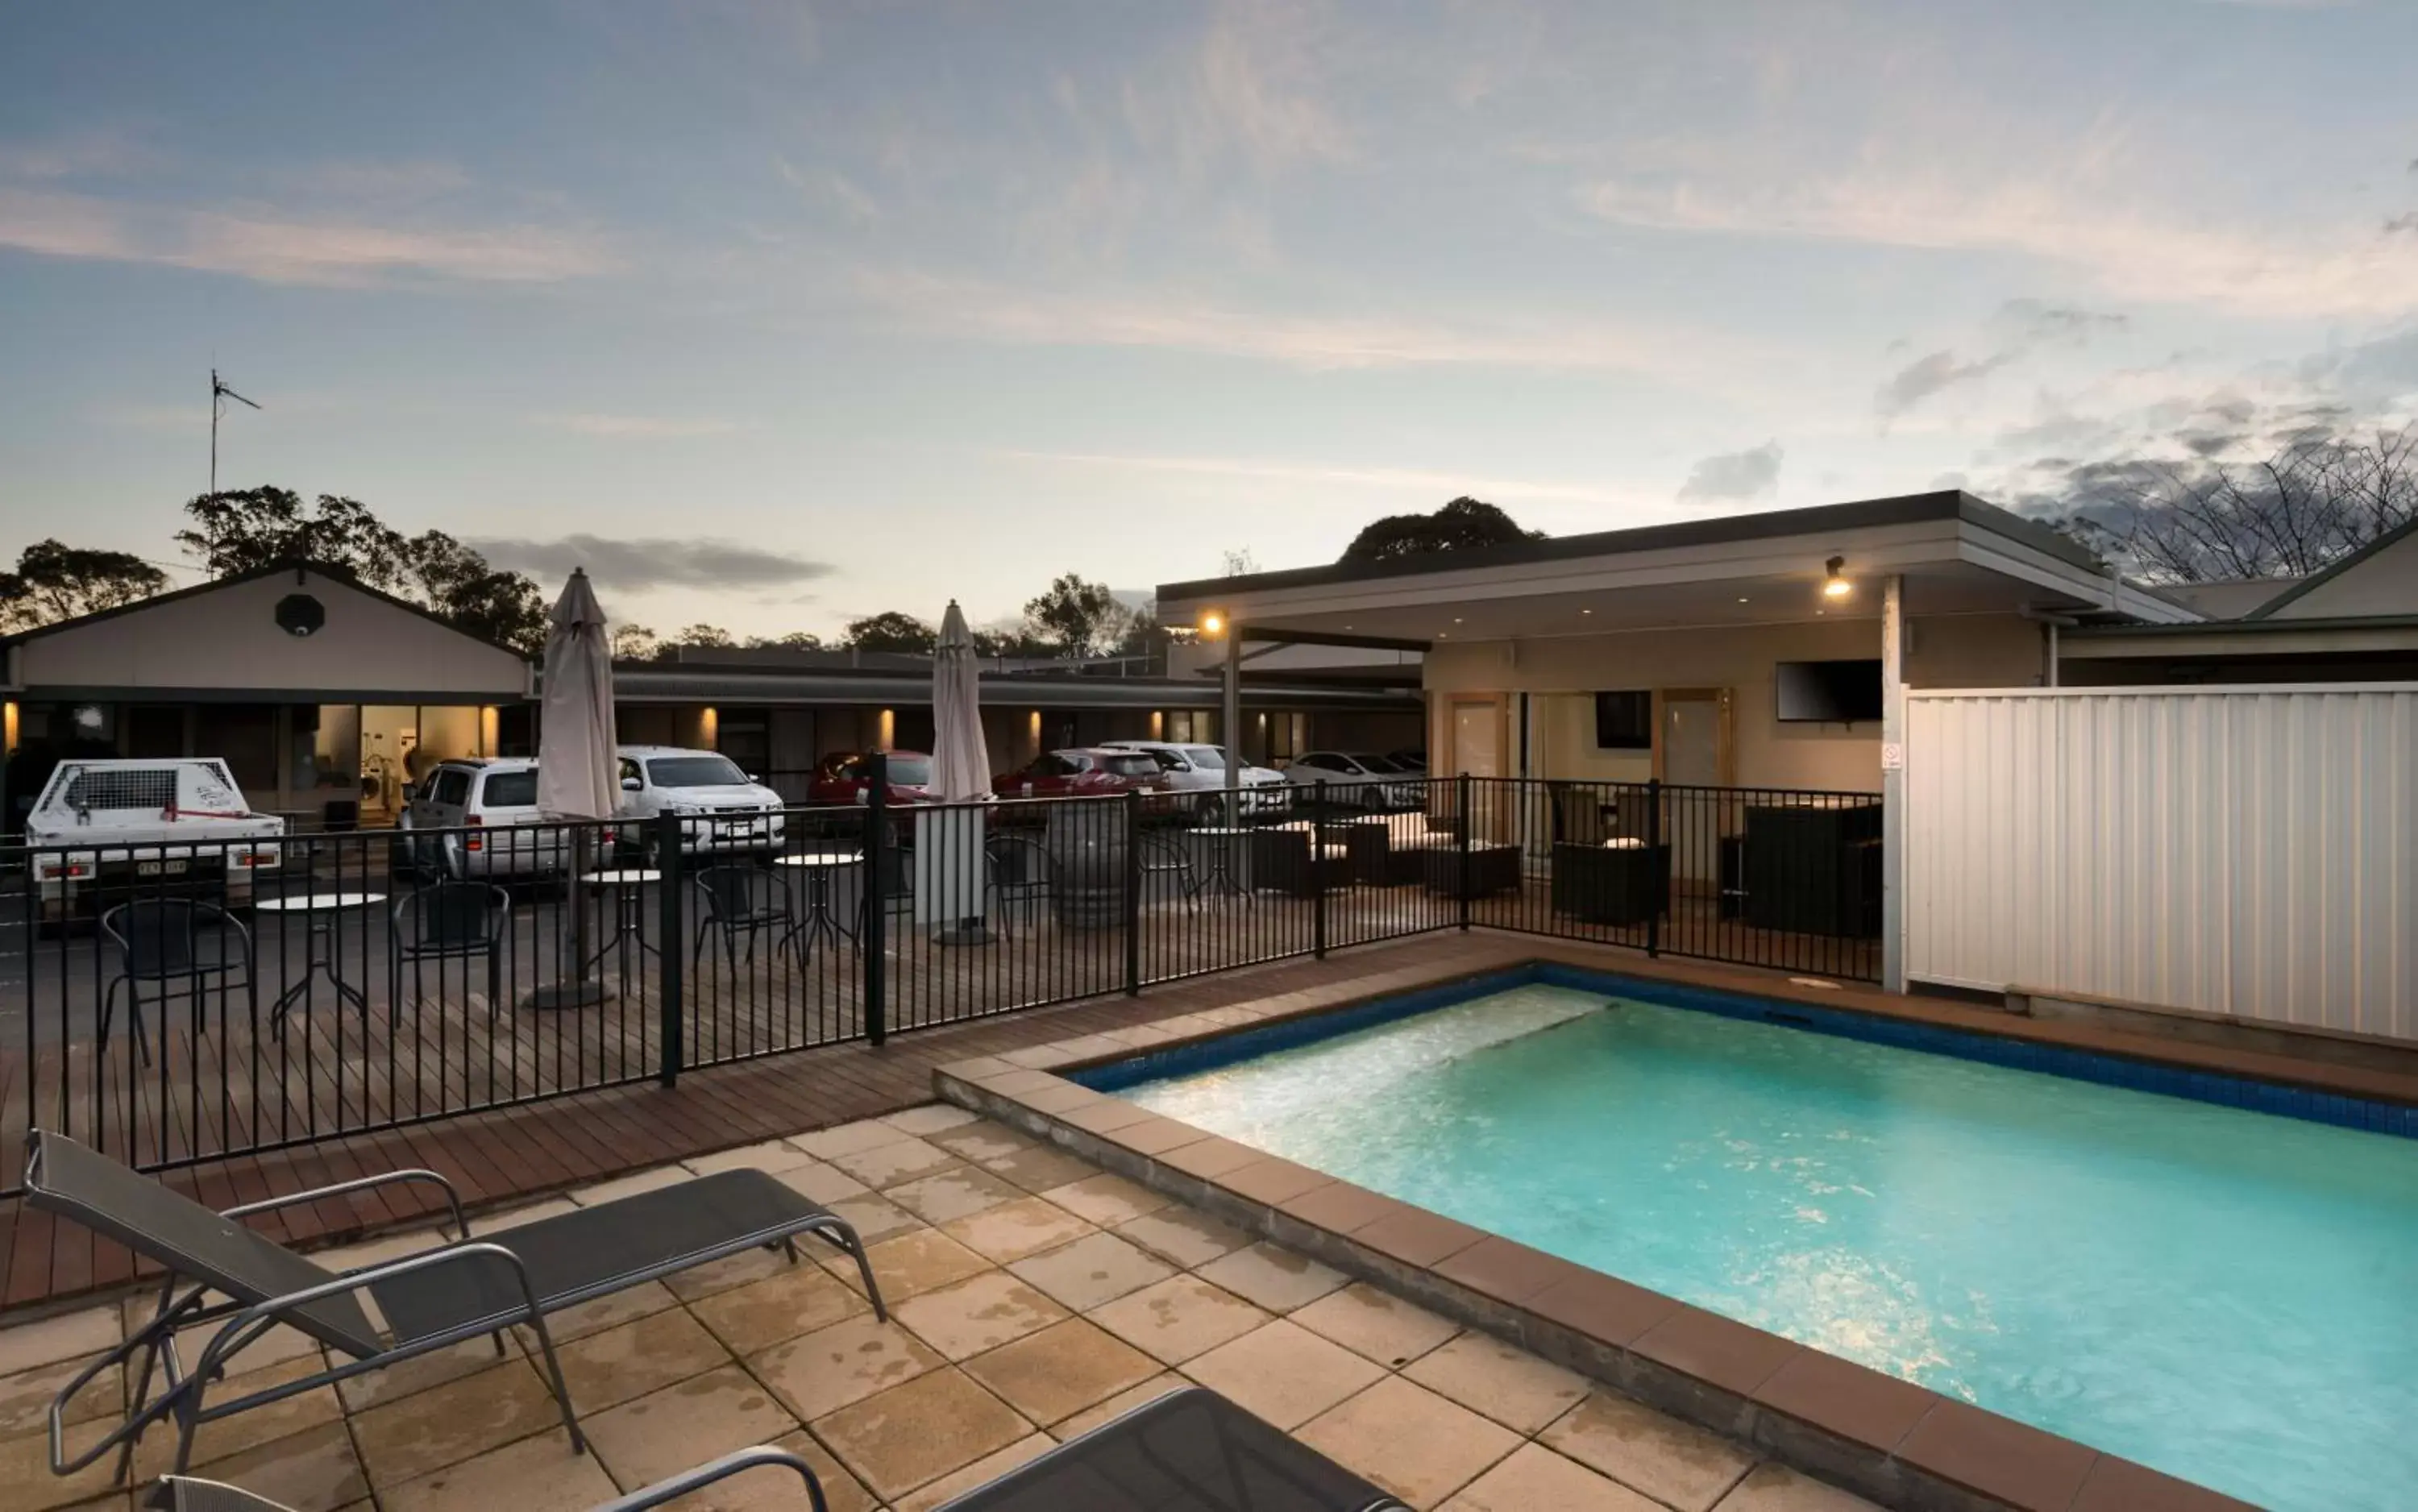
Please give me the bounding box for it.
[1199,612,1226,637]
[1822,556,1853,600]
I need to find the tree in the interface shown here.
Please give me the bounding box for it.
[843,612,937,653]
[1339,496,1543,565]
[2046,426,2417,583]
[611,623,659,660]
[1219,547,1260,577]
[397,530,546,655]
[0,540,171,632]
[1023,574,1123,658]
[671,624,735,649]
[745,630,824,650]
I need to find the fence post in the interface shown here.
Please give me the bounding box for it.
[654,810,683,1086]
[1123,790,1142,995]
[864,753,887,1045]
[1312,780,1329,958]
[1456,772,1473,931]
[1644,778,1662,959]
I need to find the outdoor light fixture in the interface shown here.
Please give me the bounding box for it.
[1200,612,1225,636]
[1822,556,1852,600]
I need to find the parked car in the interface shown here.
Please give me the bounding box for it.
[804,750,937,808]
[401,758,575,879]
[993,748,1174,808]
[23,758,284,920]
[1386,750,1428,776]
[1283,751,1422,810]
[615,746,786,860]
[1099,741,1289,813]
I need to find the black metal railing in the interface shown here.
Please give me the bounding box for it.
[0,768,1880,1190]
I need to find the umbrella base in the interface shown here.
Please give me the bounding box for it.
[520,978,620,1009]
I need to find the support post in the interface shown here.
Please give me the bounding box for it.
[864,752,887,1045]
[1122,788,1142,995]
[1456,771,1473,931]
[1312,780,1329,958]
[1643,778,1661,959]
[1221,623,1244,828]
[654,810,683,1086]
[1881,574,1908,993]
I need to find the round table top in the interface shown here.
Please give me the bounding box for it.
[255,891,385,913]
[778,852,863,868]
[1188,827,1257,836]
[584,869,662,887]
[1602,837,1646,850]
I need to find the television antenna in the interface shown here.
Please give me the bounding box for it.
[209,368,261,494]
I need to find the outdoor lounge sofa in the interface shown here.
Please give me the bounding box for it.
[147,1387,1407,1511]
[25,1130,886,1483]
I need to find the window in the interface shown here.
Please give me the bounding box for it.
[646,755,750,787]
[432,769,472,805]
[1101,754,1161,779]
[1183,746,1224,771]
[481,770,538,807]
[881,754,933,784]
[1594,691,1652,750]
[619,757,644,789]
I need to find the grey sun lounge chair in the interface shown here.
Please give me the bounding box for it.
[25,1131,885,1484]
[151,1443,832,1511]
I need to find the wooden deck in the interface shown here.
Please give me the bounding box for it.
[0,879,1879,1313]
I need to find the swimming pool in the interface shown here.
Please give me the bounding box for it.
[1082,970,2418,1511]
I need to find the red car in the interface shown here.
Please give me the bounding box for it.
[806,750,937,807]
[993,748,1170,803]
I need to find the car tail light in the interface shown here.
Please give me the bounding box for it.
[465,813,484,852]
[37,862,91,880]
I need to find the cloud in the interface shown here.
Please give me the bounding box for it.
[2386,211,2418,235]
[533,413,742,439]
[1579,169,2418,320]
[467,534,836,594]
[1994,299,2129,344]
[0,187,612,286]
[999,449,1655,509]
[1877,350,2017,418]
[1676,441,1784,505]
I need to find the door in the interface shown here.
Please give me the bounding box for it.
[1663,697,1721,785]
[1451,704,1499,778]
[1658,689,1732,892]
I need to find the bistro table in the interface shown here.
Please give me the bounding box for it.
[256,891,386,1035]
[777,851,862,952]
[581,868,662,974]
[1182,827,1255,897]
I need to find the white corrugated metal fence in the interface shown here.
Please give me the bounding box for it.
[1904,684,2417,1041]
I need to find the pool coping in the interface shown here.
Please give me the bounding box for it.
[932,950,2283,1512]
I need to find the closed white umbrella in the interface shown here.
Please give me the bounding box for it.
[530,568,617,1006]
[927,600,991,942]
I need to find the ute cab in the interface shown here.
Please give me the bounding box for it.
[614,746,786,861]
[23,758,285,919]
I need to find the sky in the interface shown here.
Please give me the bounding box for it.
[2,1,2415,639]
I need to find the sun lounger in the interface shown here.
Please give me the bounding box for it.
[25,1130,884,1482]
[150,1444,833,1511]
[933,1385,1409,1510]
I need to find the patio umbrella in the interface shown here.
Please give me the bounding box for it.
[929,600,991,942]
[530,568,617,1006]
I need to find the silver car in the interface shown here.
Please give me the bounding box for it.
[400,758,575,879]
[1099,741,1290,813]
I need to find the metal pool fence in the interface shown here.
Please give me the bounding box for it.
[0,766,1880,1190]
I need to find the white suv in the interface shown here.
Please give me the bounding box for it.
[1099,741,1290,813]
[401,758,572,879]
[615,746,786,862]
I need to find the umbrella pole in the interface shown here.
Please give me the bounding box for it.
[524,822,610,1008]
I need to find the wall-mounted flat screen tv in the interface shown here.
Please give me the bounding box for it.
[1775,658,1884,722]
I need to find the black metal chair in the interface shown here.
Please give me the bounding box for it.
[984,833,1053,936]
[690,864,804,973]
[98,900,255,1063]
[855,843,916,937]
[387,882,509,1026]
[1136,831,1203,910]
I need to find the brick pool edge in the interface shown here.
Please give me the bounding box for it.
[933,962,2258,1512]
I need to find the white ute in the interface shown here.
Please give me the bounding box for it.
[23,758,285,917]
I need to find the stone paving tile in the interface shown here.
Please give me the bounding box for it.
[884,1166,1026,1226]
[0,1420,131,1512]
[1439,1440,1662,1512]
[891,1272,1069,1361]
[1042,1373,1189,1441]
[1193,1241,1348,1314]
[976,1144,1099,1195]
[480,1197,583,1232]
[827,1136,958,1189]
[552,1306,732,1414]
[960,1318,1161,1427]
[683,1140,819,1178]
[349,1356,565,1489]
[1178,1319,1386,1431]
[924,1121,1037,1163]
[583,1363,800,1489]
[165,1419,367,1512]
[776,1161,872,1206]
[662,1244,798,1303]
[1110,1207,1253,1269]
[134,1354,345,1479]
[880,1104,983,1136]
[380,1427,620,1512]
[791,1119,909,1161]
[687,1261,870,1352]
[1713,1463,1887,1512]
[1403,1331,1589,1435]
[890,1431,1057,1512]
[510,1280,679,1348]
[1037,1172,1170,1227]
[1003,1232,1174,1312]
[1290,1282,1460,1369]
[0,1356,121,1438]
[746,1314,944,1423]
[1296,1376,1524,1510]
[808,1368,1033,1503]
[822,1227,991,1304]
[729,1428,880,1512]
[567,1165,692,1206]
[1087,1276,1270,1366]
[1540,1390,1758,1511]
[340,1335,525,1414]
[937,1195,1093,1264]
[819,1192,921,1246]
[0,1310,118,1378]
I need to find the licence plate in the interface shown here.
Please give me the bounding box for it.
[136,859,189,876]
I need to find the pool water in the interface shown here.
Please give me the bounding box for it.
[1113,983,2418,1510]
